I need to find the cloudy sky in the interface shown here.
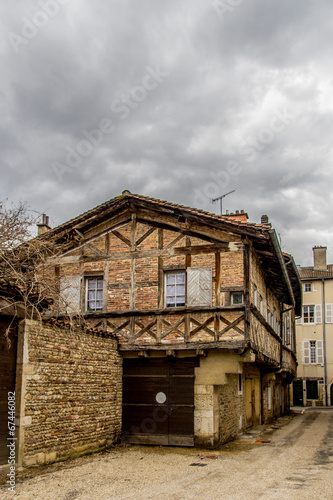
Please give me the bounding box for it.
[1,0,333,266]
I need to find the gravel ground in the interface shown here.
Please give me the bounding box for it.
[1,411,332,499]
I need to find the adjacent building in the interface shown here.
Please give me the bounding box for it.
[293,246,333,407]
[1,191,302,467]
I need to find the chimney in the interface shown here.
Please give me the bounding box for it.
[261,215,269,224]
[37,214,51,236]
[313,246,327,271]
[224,210,249,222]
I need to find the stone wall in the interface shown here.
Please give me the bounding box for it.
[16,320,122,467]
[218,374,244,444]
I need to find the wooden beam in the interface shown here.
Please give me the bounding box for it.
[166,233,185,249]
[215,252,221,306]
[119,340,247,351]
[136,227,156,246]
[112,230,131,247]
[243,240,250,341]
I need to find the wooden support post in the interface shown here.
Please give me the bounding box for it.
[158,229,164,309]
[186,236,191,268]
[243,239,251,341]
[185,313,190,342]
[215,252,221,306]
[214,311,220,341]
[156,315,162,343]
[130,214,137,310]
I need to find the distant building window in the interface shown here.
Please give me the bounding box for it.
[303,305,315,323]
[304,283,312,292]
[86,277,103,311]
[165,271,186,308]
[231,292,243,305]
[306,380,318,400]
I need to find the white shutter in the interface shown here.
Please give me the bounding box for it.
[59,276,81,314]
[303,340,310,364]
[326,304,333,323]
[316,340,324,365]
[187,267,212,307]
[315,304,322,324]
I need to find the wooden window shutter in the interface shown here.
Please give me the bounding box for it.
[316,340,324,365]
[315,304,322,324]
[303,340,310,364]
[326,304,333,324]
[59,276,81,314]
[187,267,212,307]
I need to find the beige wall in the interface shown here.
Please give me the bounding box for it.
[296,278,333,405]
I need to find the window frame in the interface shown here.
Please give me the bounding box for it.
[231,292,244,306]
[85,276,104,312]
[164,270,186,309]
[304,283,312,292]
[253,284,258,308]
[303,305,315,323]
[303,339,324,365]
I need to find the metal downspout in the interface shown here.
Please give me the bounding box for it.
[322,278,328,406]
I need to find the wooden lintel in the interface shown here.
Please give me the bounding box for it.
[138,350,149,358]
[119,340,246,352]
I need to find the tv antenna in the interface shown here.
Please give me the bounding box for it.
[211,190,235,215]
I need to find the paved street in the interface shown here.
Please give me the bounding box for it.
[1,409,332,499]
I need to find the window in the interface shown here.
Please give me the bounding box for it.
[284,313,291,346]
[306,380,318,400]
[59,276,81,314]
[304,283,312,292]
[267,386,272,411]
[303,305,314,323]
[326,303,333,323]
[303,340,324,364]
[259,295,264,316]
[231,292,243,305]
[86,277,103,311]
[164,267,212,308]
[302,305,322,324]
[165,271,186,308]
[187,267,212,307]
[267,309,272,326]
[254,285,258,307]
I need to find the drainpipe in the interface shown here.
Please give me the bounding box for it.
[322,278,328,406]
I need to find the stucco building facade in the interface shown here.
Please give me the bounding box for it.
[293,246,333,406]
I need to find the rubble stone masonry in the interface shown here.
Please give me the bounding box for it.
[16,320,122,467]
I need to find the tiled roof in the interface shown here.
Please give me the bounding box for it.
[299,264,333,279]
[49,191,271,236]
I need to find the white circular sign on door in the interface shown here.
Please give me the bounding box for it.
[156,392,167,404]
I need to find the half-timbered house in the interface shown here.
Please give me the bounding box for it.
[3,191,301,466]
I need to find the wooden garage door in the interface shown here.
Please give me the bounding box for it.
[122,358,199,447]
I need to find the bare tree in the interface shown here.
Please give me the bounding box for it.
[0,200,55,319]
[0,200,86,335]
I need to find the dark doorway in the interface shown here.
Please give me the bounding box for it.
[0,317,18,465]
[306,380,318,400]
[122,357,199,446]
[293,380,303,406]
